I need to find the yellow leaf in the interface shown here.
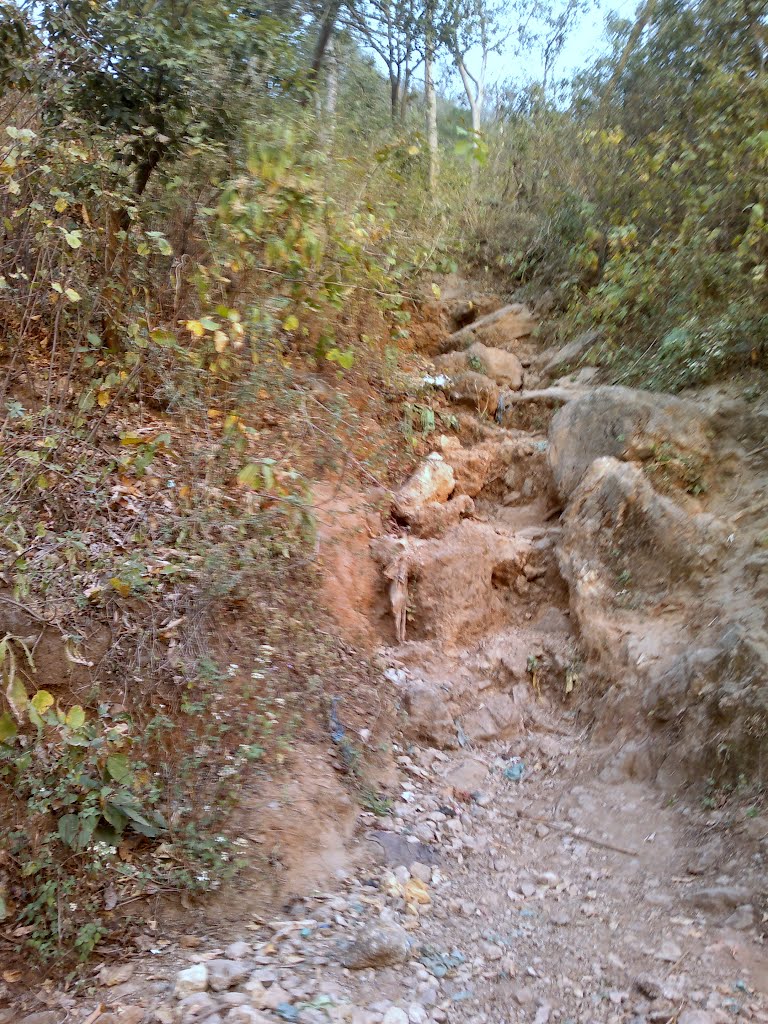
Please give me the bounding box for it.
[283,315,299,332]
[404,879,431,905]
[186,320,205,338]
[431,283,441,299]
[97,390,111,408]
[65,287,81,302]
[109,577,131,597]
[207,408,223,419]
[213,330,228,353]
[407,145,420,155]
[31,690,54,713]
[54,197,68,213]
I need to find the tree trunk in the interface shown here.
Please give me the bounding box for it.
[303,0,343,103]
[425,42,438,195]
[600,0,658,109]
[390,73,401,121]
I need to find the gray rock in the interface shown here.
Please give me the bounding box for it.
[225,1009,273,1024]
[175,964,209,999]
[174,991,219,1022]
[410,862,433,883]
[724,903,754,930]
[654,940,681,963]
[382,1010,409,1024]
[677,1012,716,1024]
[339,921,411,970]
[442,757,488,793]
[548,385,710,500]
[368,830,439,867]
[17,1015,62,1024]
[225,940,252,960]
[634,976,662,1000]
[207,959,252,992]
[686,885,752,914]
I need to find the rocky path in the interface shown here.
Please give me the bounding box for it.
[10,291,768,1024]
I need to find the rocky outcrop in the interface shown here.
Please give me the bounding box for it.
[548,385,711,500]
[438,303,537,354]
[535,329,602,383]
[445,370,500,415]
[393,453,455,516]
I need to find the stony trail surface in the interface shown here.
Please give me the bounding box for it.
[9,286,768,1024]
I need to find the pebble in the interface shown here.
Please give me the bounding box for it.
[176,991,219,1020]
[208,959,253,992]
[655,940,682,962]
[339,922,411,970]
[407,1004,428,1024]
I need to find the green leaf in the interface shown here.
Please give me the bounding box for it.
[238,463,262,489]
[66,705,86,729]
[0,712,17,743]
[64,287,82,302]
[78,814,98,851]
[6,674,28,718]
[109,795,162,837]
[102,803,128,833]
[63,230,82,249]
[58,813,80,848]
[198,317,220,331]
[106,753,132,783]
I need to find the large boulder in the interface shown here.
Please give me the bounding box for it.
[558,457,722,608]
[548,385,711,500]
[433,342,523,390]
[467,342,523,389]
[553,456,768,787]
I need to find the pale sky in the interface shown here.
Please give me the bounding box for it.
[444,0,641,96]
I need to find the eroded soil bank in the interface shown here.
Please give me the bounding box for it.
[7,281,768,1024]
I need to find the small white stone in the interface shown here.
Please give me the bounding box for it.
[382,1009,409,1024]
[174,963,208,998]
[407,1003,428,1024]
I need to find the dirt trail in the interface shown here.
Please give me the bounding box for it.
[10,288,768,1024]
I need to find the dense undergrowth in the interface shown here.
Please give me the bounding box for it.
[0,7,456,966]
